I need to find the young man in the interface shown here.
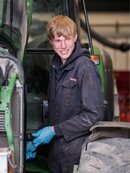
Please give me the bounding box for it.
[26,15,104,173]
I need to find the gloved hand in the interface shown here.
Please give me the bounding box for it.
[32,126,56,147]
[26,141,37,160]
[26,151,37,160]
[26,141,37,152]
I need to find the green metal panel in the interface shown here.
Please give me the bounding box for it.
[94,47,106,94]
[27,0,33,28]
[0,73,17,151]
[0,0,7,26]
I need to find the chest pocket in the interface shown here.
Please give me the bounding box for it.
[61,79,78,107]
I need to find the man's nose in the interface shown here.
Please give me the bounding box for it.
[61,41,66,48]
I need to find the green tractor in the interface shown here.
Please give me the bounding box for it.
[0,0,129,173]
[0,0,32,172]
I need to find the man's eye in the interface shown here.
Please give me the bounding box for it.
[66,38,71,41]
[55,40,60,43]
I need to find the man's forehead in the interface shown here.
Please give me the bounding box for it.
[53,32,72,39]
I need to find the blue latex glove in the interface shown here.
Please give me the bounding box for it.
[26,141,37,160]
[26,151,37,160]
[32,126,56,147]
[26,141,37,152]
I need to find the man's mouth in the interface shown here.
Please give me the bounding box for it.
[60,49,69,55]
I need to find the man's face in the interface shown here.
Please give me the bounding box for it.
[50,33,77,64]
